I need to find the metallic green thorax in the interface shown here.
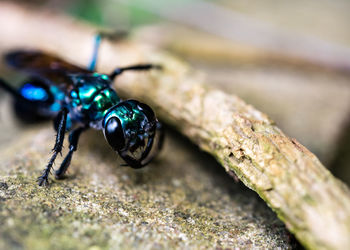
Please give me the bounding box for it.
[68,73,120,123]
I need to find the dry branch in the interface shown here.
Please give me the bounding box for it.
[136,25,350,167]
[0,2,350,249]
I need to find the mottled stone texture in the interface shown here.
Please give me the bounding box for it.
[0,115,295,249]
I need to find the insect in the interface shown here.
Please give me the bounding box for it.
[0,35,164,186]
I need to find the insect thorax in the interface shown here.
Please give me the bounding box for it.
[67,73,120,125]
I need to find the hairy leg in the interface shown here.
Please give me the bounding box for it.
[38,107,68,186]
[55,126,88,179]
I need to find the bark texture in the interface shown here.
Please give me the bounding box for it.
[137,25,350,168]
[0,2,350,249]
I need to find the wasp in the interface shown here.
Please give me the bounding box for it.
[0,35,164,186]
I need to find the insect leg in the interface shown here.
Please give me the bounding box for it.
[139,121,165,166]
[109,64,162,81]
[143,121,165,162]
[38,107,68,186]
[155,121,165,151]
[88,34,102,71]
[55,126,88,179]
[88,31,128,71]
[120,121,164,169]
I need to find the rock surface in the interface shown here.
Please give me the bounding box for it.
[0,107,296,249]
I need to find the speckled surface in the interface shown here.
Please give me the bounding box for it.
[0,104,296,249]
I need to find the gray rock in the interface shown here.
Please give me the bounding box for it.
[0,113,295,249]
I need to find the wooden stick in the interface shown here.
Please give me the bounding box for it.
[0,2,349,249]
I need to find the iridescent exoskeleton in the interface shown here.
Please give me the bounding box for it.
[0,35,164,186]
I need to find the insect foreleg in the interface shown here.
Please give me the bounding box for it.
[119,121,164,169]
[109,64,162,80]
[38,107,68,186]
[142,121,165,164]
[55,125,88,179]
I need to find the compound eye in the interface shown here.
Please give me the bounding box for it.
[104,117,125,151]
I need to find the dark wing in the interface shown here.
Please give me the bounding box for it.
[5,50,92,90]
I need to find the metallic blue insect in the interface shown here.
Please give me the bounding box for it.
[0,35,164,186]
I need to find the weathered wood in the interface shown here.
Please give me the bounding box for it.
[136,25,350,167]
[138,25,350,186]
[0,2,349,249]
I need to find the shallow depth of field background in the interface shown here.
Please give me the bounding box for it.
[0,1,350,249]
[1,0,350,184]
